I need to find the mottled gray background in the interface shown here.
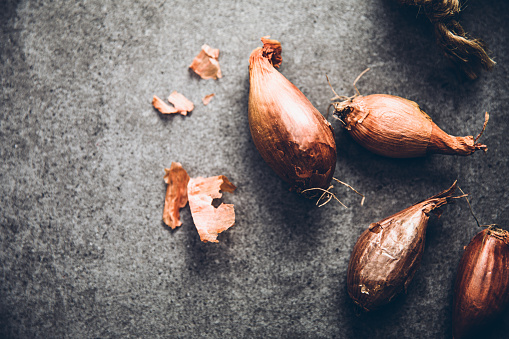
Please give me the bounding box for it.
[1,0,508,338]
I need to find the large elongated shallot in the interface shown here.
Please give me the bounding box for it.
[249,37,336,191]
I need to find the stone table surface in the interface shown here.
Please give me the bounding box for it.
[1,0,508,338]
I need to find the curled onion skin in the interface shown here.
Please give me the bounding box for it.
[333,94,487,158]
[347,182,457,311]
[452,227,509,339]
[248,37,336,192]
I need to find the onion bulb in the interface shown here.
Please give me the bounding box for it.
[249,37,336,191]
[332,94,488,158]
[453,226,509,339]
[347,182,457,311]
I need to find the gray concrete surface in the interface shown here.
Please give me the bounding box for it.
[1,0,508,338]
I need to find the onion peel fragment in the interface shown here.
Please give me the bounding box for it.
[153,92,194,116]
[187,175,236,243]
[189,44,222,80]
[202,93,215,105]
[167,91,194,115]
[163,162,190,229]
[347,181,459,311]
[153,95,178,114]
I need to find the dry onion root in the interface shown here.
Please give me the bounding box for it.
[347,182,459,311]
[248,37,336,192]
[395,0,496,79]
[453,226,509,339]
[330,73,489,158]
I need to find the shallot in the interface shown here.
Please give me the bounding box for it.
[453,226,509,339]
[249,37,336,191]
[332,91,488,158]
[347,182,458,311]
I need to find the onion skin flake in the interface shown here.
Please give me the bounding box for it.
[187,175,236,243]
[189,44,222,80]
[162,163,237,243]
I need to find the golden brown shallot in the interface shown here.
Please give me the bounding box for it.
[332,93,488,158]
[249,37,336,191]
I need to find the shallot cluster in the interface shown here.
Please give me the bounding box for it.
[159,31,502,338]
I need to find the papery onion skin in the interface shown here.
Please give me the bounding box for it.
[333,94,487,158]
[248,37,336,191]
[452,227,509,339]
[347,182,457,311]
